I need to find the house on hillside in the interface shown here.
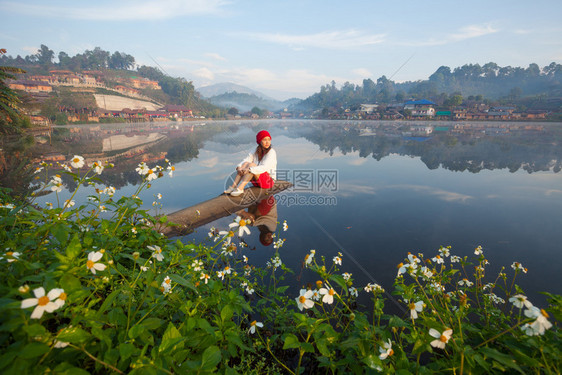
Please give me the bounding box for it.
[404,100,436,117]
[161,105,193,118]
[115,85,140,96]
[7,79,52,93]
[131,78,161,90]
[359,104,379,113]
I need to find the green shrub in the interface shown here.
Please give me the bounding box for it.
[0,156,559,374]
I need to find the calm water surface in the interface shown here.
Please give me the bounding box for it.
[25,120,562,308]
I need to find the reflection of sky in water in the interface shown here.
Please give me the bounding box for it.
[34,122,562,309]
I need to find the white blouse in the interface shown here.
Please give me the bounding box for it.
[237,148,277,180]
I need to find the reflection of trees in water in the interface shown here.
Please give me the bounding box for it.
[301,125,562,173]
[0,134,39,199]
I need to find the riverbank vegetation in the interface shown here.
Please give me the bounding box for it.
[0,158,560,374]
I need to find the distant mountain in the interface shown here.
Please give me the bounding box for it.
[197,82,272,100]
[204,90,301,112]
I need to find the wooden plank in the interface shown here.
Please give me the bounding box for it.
[156,180,292,237]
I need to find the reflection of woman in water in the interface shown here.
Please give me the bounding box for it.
[237,196,278,246]
[224,130,277,197]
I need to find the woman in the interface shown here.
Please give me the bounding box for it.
[224,130,277,197]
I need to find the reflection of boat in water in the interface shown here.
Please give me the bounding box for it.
[157,180,291,237]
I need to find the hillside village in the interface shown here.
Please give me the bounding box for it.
[6,70,204,125]
[5,68,559,126]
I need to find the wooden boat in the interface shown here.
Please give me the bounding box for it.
[156,180,292,237]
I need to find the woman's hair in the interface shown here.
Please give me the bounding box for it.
[255,144,272,162]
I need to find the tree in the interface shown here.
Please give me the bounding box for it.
[58,51,71,67]
[251,107,263,117]
[0,49,26,133]
[109,51,135,70]
[227,107,238,116]
[35,44,54,66]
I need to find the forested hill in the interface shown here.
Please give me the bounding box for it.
[0,45,219,115]
[295,62,562,112]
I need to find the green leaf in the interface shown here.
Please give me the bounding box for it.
[53,362,91,375]
[329,274,348,291]
[221,305,234,323]
[58,326,91,344]
[168,274,196,291]
[141,318,163,330]
[362,354,382,370]
[160,322,184,353]
[480,347,525,373]
[128,324,146,340]
[60,274,81,293]
[0,351,18,370]
[65,235,82,259]
[19,342,50,359]
[316,338,331,357]
[119,343,137,361]
[96,288,122,318]
[51,222,70,244]
[277,285,289,294]
[283,333,300,350]
[23,324,47,338]
[200,345,221,371]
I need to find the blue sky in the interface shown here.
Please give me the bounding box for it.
[1,0,561,100]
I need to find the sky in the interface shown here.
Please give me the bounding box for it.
[1,0,561,100]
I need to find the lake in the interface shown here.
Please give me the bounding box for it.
[8,119,562,310]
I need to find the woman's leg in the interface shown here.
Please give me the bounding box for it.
[235,172,255,190]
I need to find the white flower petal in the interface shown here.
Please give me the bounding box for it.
[30,305,46,319]
[33,287,46,298]
[21,298,38,309]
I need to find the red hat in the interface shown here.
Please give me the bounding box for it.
[256,130,271,144]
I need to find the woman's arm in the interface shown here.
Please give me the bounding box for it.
[249,149,277,177]
[237,152,255,169]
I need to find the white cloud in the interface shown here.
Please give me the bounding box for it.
[337,183,377,197]
[449,24,498,42]
[348,158,369,166]
[199,156,219,168]
[404,23,499,47]
[193,67,215,80]
[205,52,227,61]
[352,68,373,78]
[389,185,473,203]
[237,29,385,49]
[21,46,39,54]
[0,0,230,21]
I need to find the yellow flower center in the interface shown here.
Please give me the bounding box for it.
[388,349,394,356]
[225,266,230,272]
[250,320,257,326]
[239,220,246,227]
[38,296,49,306]
[165,279,171,284]
[86,260,94,269]
[540,309,549,318]
[73,158,80,163]
[409,303,416,310]
[397,262,404,268]
[228,231,234,237]
[299,296,306,303]
[6,251,13,256]
[440,335,448,343]
[59,292,67,301]
[328,289,335,296]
